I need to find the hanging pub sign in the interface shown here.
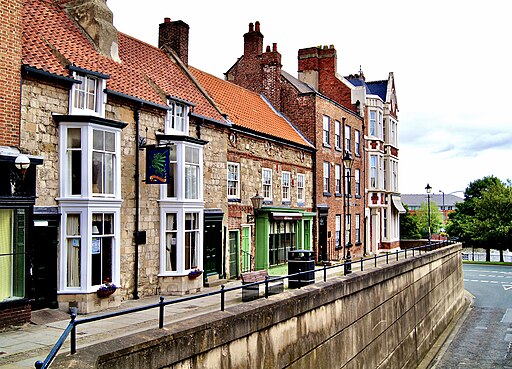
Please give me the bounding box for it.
[146,146,170,184]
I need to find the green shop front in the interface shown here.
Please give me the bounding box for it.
[253,207,316,270]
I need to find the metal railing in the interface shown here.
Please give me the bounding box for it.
[34,239,454,368]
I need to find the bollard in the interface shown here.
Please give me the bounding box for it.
[264,276,269,298]
[220,284,225,311]
[70,313,77,354]
[159,296,165,329]
[323,262,327,282]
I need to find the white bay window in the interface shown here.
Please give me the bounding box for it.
[56,115,125,293]
[158,134,205,276]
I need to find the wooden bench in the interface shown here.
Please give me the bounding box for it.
[241,270,284,302]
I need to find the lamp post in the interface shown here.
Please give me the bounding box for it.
[439,190,445,223]
[343,151,354,274]
[425,183,432,245]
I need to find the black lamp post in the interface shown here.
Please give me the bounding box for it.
[343,151,354,274]
[425,183,432,244]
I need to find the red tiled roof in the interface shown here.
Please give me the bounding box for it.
[190,67,312,148]
[22,0,224,123]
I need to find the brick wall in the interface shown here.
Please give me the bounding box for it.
[0,300,31,330]
[0,0,22,146]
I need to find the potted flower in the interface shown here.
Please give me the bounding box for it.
[97,278,117,298]
[188,267,203,280]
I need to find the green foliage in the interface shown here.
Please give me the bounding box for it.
[151,152,167,176]
[415,201,444,238]
[447,176,512,252]
[400,204,421,239]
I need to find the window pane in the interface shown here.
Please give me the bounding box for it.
[66,214,81,288]
[105,132,115,152]
[93,130,103,150]
[67,128,81,148]
[105,154,114,194]
[92,152,103,193]
[69,150,82,195]
[165,213,177,271]
[91,214,114,286]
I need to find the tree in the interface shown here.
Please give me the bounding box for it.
[400,204,421,239]
[467,181,512,261]
[415,202,443,238]
[447,176,508,261]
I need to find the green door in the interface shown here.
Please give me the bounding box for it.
[241,226,250,272]
[304,220,311,250]
[228,230,239,279]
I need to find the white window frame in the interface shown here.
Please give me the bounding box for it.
[323,115,330,146]
[355,169,361,196]
[370,155,377,189]
[335,215,341,249]
[344,125,351,153]
[59,123,122,200]
[282,171,291,201]
[297,173,305,203]
[355,130,361,155]
[335,120,341,149]
[59,207,121,293]
[165,100,190,136]
[69,72,106,117]
[161,142,204,202]
[335,164,341,194]
[227,162,240,199]
[355,214,361,243]
[262,168,272,200]
[159,207,203,275]
[323,162,330,193]
[369,111,376,136]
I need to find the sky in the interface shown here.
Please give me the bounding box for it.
[108,0,512,196]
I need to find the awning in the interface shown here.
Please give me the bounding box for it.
[391,195,407,214]
[270,212,303,221]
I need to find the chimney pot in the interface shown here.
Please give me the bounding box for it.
[164,17,171,23]
[266,45,270,52]
[272,43,277,52]
[249,22,254,32]
[255,21,260,32]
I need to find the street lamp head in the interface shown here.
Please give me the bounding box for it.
[342,151,354,170]
[250,192,264,213]
[425,183,432,194]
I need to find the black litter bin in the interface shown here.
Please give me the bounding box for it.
[288,249,315,288]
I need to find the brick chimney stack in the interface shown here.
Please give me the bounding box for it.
[0,0,22,146]
[159,18,190,66]
[243,21,263,57]
[226,21,282,109]
[298,45,355,112]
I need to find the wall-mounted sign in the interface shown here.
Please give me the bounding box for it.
[146,146,170,184]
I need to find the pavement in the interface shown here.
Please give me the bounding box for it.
[0,250,446,369]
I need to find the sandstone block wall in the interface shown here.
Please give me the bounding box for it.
[54,243,464,369]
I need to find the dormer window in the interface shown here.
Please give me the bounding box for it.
[69,67,108,117]
[165,100,189,135]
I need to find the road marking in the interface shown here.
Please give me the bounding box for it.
[502,309,512,323]
[504,285,512,291]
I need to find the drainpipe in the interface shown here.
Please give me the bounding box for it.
[362,122,367,256]
[133,104,142,299]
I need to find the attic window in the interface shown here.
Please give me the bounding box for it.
[165,100,189,135]
[70,71,106,117]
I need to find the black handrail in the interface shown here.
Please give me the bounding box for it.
[34,239,454,368]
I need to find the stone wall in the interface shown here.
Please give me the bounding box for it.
[54,243,465,369]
